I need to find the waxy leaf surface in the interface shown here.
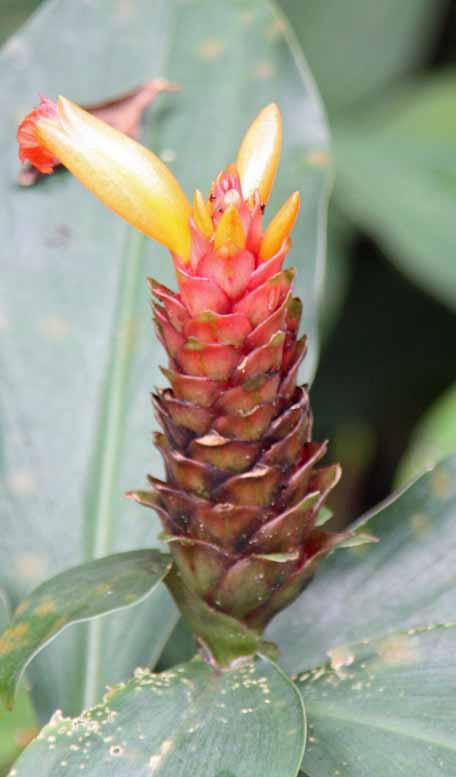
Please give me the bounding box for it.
[0,551,171,708]
[397,381,456,486]
[298,624,456,776]
[0,596,37,776]
[11,657,305,777]
[269,455,456,671]
[334,73,456,310]
[278,0,443,113]
[0,0,329,717]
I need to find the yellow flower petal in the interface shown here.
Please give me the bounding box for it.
[214,205,246,252]
[37,97,191,260]
[259,191,300,261]
[236,103,282,204]
[192,189,214,237]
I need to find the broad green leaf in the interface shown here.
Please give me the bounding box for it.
[0,597,37,777]
[0,0,330,717]
[278,0,444,112]
[0,550,171,709]
[0,0,42,46]
[268,455,456,672]
[0,692,37,777]
[155,618,196,672]
[334,72,456,310]
[319,205,353,342]
[397,382,456,485]
[11,656,306,777]
[298,624,456,776]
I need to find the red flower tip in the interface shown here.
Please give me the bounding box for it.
[17,96,60,174]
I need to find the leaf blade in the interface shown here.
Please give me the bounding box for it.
[0,551,171,708]
[397,381,456,486]
[268,454,456,672]
[334,72,456,310]
[278,0,444,112]
[298,624,456,776]
[12,656,306,777]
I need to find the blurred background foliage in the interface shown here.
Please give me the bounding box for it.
[3,0,456,540]
[280,0,456,524]
[2,0,456,772]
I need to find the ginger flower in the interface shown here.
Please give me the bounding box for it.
[18,94,354,661]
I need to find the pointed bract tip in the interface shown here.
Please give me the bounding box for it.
[259,191,300,261]
[236,103,282,204]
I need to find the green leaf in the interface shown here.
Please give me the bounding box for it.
[155,618,196,672]
[268,454,456,672]
[0,691,37,777]
[278,0,444,112]
[298,623,456,776]
[12,656,306,777]
[0,597,37,777]
[0,551,171,709]
[334,72,456,310]
[0,0,42,46]
[319,205,353,342]
[0,0,330,716]
[397,382,456,485]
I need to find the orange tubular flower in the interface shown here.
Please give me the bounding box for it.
[18,95,191,260]
[18,95,354,665]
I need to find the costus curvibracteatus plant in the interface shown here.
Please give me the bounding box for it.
[2,86,456,777]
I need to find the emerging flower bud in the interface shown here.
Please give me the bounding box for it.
[259,191,300,261]
[236,103,282,204]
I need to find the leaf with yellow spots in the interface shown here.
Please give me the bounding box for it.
[0,688,37,775]
[0,551,171,709]
[0,595,37,775]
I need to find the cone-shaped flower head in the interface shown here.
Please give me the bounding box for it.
[18,96,356,664]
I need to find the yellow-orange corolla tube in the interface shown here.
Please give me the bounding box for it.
[35,97,192,260]
[259,191,300,261]
[236,103,282,204]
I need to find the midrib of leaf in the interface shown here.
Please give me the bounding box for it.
[271,0,332,383]
[81,0,177,712]
[82,227,146,710]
